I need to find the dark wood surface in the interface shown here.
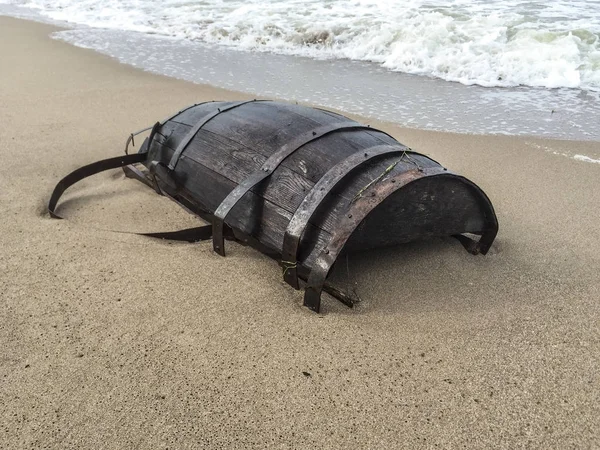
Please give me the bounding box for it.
[145,101,494,269]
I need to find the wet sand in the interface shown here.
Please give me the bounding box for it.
[1,17,599,448]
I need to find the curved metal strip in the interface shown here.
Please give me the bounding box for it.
[167,99,261,171]
[125,101,208,155]
[125,125,154,155]
[302,170,499,312]
[305,108,443,167]
[302,168,441,312]
[211,122,380,256]
[281,144,422,289]
[48,153,148,219]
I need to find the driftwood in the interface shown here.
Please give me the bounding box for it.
[49,100,498,313]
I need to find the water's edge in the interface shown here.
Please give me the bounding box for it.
[2,3,599,166]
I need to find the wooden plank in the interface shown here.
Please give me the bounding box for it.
[155,126,316,215]
[173,101,335,127]
[164,102,439,181]
[171,101,326,151]
[200,119,438,182]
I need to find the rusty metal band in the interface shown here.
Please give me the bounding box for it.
[167,99,260,171]
[48,153,148,219]
[281,144,416,289]
[302,167,444,313]
[48,151,220,243]
[211,122,379,256]
[477,226,498,255]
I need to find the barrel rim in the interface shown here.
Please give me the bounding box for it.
[302,170,499,312]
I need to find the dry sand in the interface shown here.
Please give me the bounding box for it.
[1,16,599,449]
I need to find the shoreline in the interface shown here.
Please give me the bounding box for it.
[1,16,599,448]
[3,5,600,142]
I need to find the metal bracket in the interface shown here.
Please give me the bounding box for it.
[148,160,178,191]
[123,163,159,193]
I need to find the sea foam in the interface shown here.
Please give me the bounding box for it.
[3,0,599,91]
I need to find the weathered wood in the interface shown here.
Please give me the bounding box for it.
[148,102,493,251]
[48,100,497,312]
[141,100,498,310]
[151,131,435,241]
[156,120,438,230]
[166,155,332,264]
[343,176,487,252]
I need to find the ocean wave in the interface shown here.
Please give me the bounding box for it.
[3,0,600,91]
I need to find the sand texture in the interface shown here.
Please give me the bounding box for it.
[1,17,599,449]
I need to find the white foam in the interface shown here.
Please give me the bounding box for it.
[574,154,600,164]
[3,0,600,91]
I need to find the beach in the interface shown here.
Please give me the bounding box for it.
[1,15,599,448]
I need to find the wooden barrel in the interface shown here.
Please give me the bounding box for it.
[134,100,498,312]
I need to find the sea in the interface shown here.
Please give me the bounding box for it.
[1,0,599,150]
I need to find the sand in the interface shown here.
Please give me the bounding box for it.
[1,16,599,449]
